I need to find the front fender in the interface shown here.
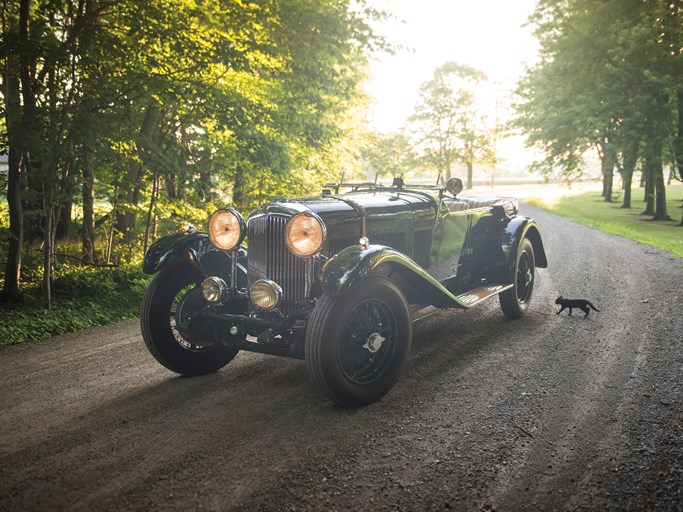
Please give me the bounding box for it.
[500,217,548,274]
[320,244,470,309]
[143,232,247,288]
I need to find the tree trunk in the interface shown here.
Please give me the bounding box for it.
[675,90,683,183]
[143,173,159,255]
[643,122,670,221]
[233,166,247,207]
[620,138,639,209]
[115,102,161,236]
[42,166,57,311]
[602,173,613,202]
[2,50,24,301]
[3,147,24,301]
[677,90,683,227]
[641,115,661,216]
[3,0,31,301]
[652,164,670,221]
[55,160,73,240]
[82,151,96,263]
[56,201,72,239]
[600,144,615,202]
[642,154,655,216]
[19,0,42,245]
[466,161,473,189]
[166,173,177,199]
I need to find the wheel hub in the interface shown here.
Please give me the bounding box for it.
[362,332,386,353]
[525,269,533,286]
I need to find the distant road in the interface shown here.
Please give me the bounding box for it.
[465,178,603,201]
[1,205,681,511]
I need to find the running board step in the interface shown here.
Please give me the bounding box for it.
[456,283,513,307]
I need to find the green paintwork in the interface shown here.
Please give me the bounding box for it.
[250,190,439,263]
[320,244,470,309]
[143,185,549,361]
[500,218,547,276]
[143,232,207,274]
[429,208,470,282]
[143,232,247,288]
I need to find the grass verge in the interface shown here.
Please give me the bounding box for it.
[526,183,683,257]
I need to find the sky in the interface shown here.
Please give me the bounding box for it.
[364,0,541,174]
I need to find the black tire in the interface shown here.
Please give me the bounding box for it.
[140,263,238,375]
[499,238,536,319]
[305,276,412,407]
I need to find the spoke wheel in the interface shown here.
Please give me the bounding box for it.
[305,276,411,407]
[140,263,238,375]
[499,238,536,319]
[338,298,398,385]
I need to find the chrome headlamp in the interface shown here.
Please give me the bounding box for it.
[250,279,283,310]
[284,212,326,257]
[201,276,228,303]
[208,207,246,251]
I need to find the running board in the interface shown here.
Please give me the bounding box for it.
[456,283,513,307]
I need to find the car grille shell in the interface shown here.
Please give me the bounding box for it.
[247,214,309,314]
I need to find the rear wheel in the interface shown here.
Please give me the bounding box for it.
[499,238,535,319]
[140,263,238,375]
[305,276,412,407]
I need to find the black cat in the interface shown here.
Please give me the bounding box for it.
[555,296,599,317]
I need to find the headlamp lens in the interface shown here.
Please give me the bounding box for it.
[208,208,245,251]
[250,279,282,310]
[285,213,325,257]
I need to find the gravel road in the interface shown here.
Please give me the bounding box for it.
[1,205,682,511]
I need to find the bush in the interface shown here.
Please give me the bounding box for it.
[0,264,152,346]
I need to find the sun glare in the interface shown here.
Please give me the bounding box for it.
[365,0,540,175]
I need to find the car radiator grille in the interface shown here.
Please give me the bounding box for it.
[247,214,308,314]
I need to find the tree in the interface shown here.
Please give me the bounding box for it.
[361,131,417,180]
[1,0,387,305]
[408,61,493,188]
[1,0,25,301]
[516,0,680,221]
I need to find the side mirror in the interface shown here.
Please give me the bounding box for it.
[446,177,463,197]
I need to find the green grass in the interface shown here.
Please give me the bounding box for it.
[527,183,683,257]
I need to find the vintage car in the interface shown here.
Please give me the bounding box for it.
[141,177,547,406]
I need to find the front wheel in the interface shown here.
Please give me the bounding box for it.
[140,263,238,375]
[305,276,412,407]
[499,238,536,319]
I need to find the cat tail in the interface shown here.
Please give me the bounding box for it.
[587,302,599,311]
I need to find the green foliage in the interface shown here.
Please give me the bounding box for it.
[407,61,496,186]
[2,0,388,304]
[0,264,152,345]
[361,131,417,179]
[515,0,682,187]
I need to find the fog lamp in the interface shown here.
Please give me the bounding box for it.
[250,279,283,310]
[202,276,228,303]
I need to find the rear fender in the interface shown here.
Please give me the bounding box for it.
[320,244,469,309]
[143,232,247,288]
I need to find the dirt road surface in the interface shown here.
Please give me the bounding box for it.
[1,205,682,511]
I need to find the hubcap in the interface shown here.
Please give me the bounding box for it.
[525,269,533,286]
[517,252,533,303]
[172,285,212,350]
[363,332,386,353]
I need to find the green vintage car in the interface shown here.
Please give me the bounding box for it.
[141,177,547,406]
